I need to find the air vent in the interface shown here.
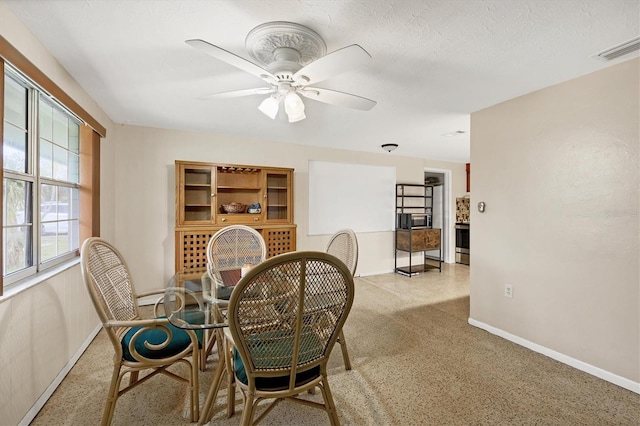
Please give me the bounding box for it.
[592,36,640,62]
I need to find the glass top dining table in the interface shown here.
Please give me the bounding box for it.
[163,267,230,330]
[164,267,232,425]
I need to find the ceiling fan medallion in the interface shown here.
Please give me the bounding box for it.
[245,22,327,68]
[186,21,376,123]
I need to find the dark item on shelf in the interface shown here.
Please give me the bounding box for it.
[247,202,262,214]
[397,213,431,229]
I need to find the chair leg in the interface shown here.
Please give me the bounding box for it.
[199,349,226,425]
[191,351,200,422]
[224,336,236,417]
[318,377,340,426]
[128,370,139,385]
[201,329,217,370]
[102,364,125,426]
[239,391,256,426]
[337,330,352,370]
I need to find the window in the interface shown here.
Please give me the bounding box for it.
[3,68,80,285]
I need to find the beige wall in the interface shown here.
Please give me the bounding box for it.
[111,124,465,294]
[0,2,116,424]
[0,268,99,423]
[469,58,639,386]
[2,0,638,418]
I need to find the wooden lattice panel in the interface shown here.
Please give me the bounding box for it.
[177,226,296,270]
[177,230,217,271]
[263,227,296,258]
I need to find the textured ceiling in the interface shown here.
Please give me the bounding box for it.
[6,0,640,162]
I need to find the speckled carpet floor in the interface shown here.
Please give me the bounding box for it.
[31,264,639,425]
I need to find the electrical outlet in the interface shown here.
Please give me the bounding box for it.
[504,284,513,299]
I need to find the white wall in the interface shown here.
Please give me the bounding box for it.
[469,58,639,387]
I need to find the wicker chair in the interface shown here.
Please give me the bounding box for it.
[325,229,358,370]
[205,225,267,416]
[80,237,200,425]
[228,251,354,426]
[205,225,267,307]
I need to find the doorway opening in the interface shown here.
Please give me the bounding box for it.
[424,168,452,263]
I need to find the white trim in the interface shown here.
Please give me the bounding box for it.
[139,295,162,306]
[424,167,453,263]
[1,258,80,302]
[468,318,640,394]
[19,323,102,426]
[359,269,394,277]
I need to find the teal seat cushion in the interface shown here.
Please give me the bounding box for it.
[217,284,233,300]
[121,314,204,362]
[233,327,323,391]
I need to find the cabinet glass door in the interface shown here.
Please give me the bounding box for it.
[265,171,291,222]
[181,165,214,224]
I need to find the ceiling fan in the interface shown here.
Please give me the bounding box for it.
[186,21,377,123]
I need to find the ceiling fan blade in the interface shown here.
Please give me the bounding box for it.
[198,87,275,100]
[293,44,372,86]
[299,87,377,111]
[186,39,276,82]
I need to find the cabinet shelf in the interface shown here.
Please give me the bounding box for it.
[217,186,262,190]
[395,263,440,276]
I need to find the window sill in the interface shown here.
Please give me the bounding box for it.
[0,258,81,302]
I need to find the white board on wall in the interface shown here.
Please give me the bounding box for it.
[308,160,396,235]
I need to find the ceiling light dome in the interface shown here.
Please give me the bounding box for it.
[284,91,306,122]
[258,95,280,119]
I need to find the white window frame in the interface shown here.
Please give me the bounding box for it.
[3,66,81,287]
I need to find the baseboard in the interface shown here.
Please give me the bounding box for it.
[468,318,640,394]
[358,269,393,277]
[19,323,103,426]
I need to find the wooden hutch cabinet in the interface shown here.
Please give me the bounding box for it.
[175,160,296,271]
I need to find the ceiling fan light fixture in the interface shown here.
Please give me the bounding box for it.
[287,110,306,123]
[258,95,280,119]
[284,91,306,122]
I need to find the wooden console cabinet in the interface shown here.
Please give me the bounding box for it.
[395,228,442,275]
[175,160,296,271]
[396,228,441,252]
